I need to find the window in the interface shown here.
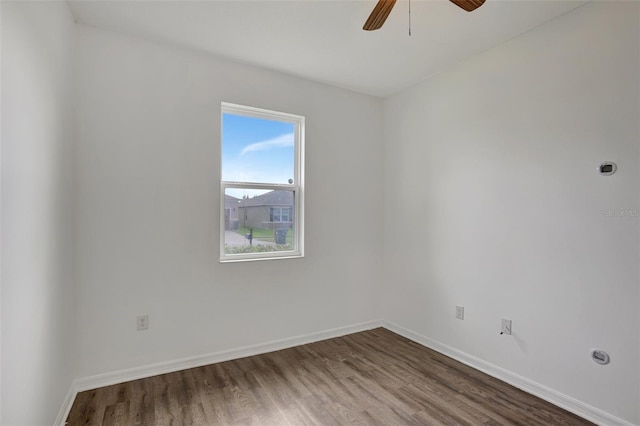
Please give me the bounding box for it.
[270,207,291,223]
[220,102,304,262]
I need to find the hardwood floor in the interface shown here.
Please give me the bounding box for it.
[66,328,592,425]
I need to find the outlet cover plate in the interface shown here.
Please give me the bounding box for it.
[456,305,464,320]
[501,318,512,335]
[137,314,149,331]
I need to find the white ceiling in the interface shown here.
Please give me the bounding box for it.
[68,0,587,98]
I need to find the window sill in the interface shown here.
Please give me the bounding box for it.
[219,252,304,263]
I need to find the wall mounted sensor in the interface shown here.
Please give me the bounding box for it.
[591,349,610,365]
[599,162,617,176]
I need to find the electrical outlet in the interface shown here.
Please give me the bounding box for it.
[137,314,149,331]
[456,305,464,320]
[501,318,512,335]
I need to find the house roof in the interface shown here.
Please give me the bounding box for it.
[224,194,241,209]
[239,191,293,208]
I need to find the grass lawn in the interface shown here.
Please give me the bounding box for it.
[235,226,293,244]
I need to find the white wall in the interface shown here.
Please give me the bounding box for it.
[383,2,639,424]
[1,2,77,424]
[73,25,384,378]
[4,2,638,424]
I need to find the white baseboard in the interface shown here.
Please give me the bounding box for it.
[382,320,636,426]
[54,381,78,426]
[76,319,383,392]
[55,319,383,425]
[56,319,634,426]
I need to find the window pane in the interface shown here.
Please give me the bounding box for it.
[222,113,295,184]
[220,103,303,262]
[224,188,295,254]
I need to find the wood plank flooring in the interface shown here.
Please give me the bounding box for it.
[66,328,592,425]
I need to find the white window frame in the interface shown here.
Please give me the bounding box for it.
[270,207,291,223]
[220,102,304,262]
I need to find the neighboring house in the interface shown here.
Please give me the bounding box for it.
[237,190,293,230]
[224,194,241,230]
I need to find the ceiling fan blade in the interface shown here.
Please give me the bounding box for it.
[449,0,486,12]
[363,0,397,31]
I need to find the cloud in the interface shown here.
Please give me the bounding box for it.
[241,133,294,155]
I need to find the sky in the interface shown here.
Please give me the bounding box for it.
[222,113,295,198]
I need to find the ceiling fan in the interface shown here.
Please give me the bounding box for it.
[363,0,486,31]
